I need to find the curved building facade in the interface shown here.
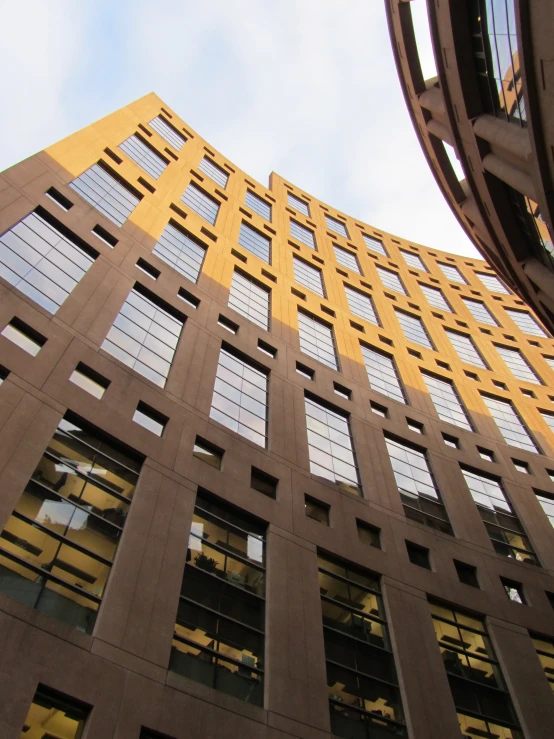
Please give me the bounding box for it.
[0,93,553,739]
[386,0,554,336]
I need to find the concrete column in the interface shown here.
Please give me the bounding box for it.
[482,153,537,201]
[427,118,454,146]
[473,114,532,166]
[418,86,447,118]
[522,257,554,297]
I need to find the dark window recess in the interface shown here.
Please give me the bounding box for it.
[350,320,365,333]
[406,541,431,569]
[138,176,156,194]
[92,224,118,247]
[321,304,335,318]
[334,382,351,400]
[46,186,73,210]
[165,148,179,161]
[133,401,168,437]
[291,287,306,301]
[193,437,223,470]
[251,467,278,499]
[442,433,459,448]
[21,685,91,739]
[69,362,111,399]
[177,287,200,309]
[231,248,247,263]
[258,339,277,358]
[1,317,47,356]
[104,147,123,165]
[217,314,239,334]
[296,362,314,380]
[305,495,330,525]
[407,348,422,359]
[454,560,479,588]
[138,123,153,137]
[407,418,424,434]
[547,592,554,611]
[357,520,381,548]
[261,269,276,283]
[136,258,160,279]
[169,203,188,221]
[140,729,177,739]
[200,226,217,242]
[370,401,388,417]
[501,577,526,604]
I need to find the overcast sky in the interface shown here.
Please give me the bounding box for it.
[0,0,479,257]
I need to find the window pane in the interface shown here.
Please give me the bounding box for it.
[198,157,229,188]
[119,135,168,180]
[294,256,325,297]
[290,219,316,249]
[422,373,473,431]
[181,183,220,225]
[69,163,140,227]
[228,271,270,330]
[238,223,271,263]
[149,115,186,150]
[245,190,271,221]
[396,310,434,349]
[298,311,339,370]
[152,223,206,283]
[361,345,405,404]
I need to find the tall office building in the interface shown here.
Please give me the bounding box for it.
[0,93,553,739]
[386,0,554,336]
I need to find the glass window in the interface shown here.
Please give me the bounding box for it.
[0,415,141,633]
[344,285,379,325]
[495,345,541,384]
[152,222,207,284]
[538,490,554,528]
[396,310,435,350]
[362,234,388,256]
[210,347,268,448]
[228,270,270,330]
[420,284,452,312]
[101,286,184,388]
[462,297,498,325]
[318,554,407,738]
[445,329,488,369]
[385,435,453,534]
[461,467,538,565]
[476,272,510,294]
[438,263,467,284]
[0,210,97,314]
[305,395,360,495]
[531,634,554,693]
[181,182,220,225]
[149,115,187,150]
[119,134,168,180]
[293,256,325,297]
[170,491,266,706]
[305,496,330,525]
[482,394,539,454]
[290,219,316,249]
[541,410,554,436]
[20,686,90,738]
[334,245,361,274]
[376,266,406,295]
[505,308,547,336]
[244,190,271,221]
[429,601,523,739]
[238,222,271,264]
[198,157,229,188]
[287,192,310,216]
[361,344,406,404]
[69,162,141,227]
[422,372,473,431]
[298,310,339,370]
[401,250,426,271]
[325,215,349,239]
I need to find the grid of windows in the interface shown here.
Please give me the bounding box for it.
[119,134,168,180]
[482,394,538,454]
[0,210,96,314]
[287,192,310,216]
[152,223,206,283]
[385,436,452,534]
[170,492,265,706]
[290,219,316,249]
[318,555,407,739]
[244,190,271,221]
[401,250,426,271]
[476,272,510,293]
[334,245,361,274]
[0,416,141,634]
[376,266,406,295]
[362,234,387,256]
[505,308,547,336]
[445,329,488,368]
[325,215,349,238]
[535,491,554,527]
[293,256,325,297]
[462,297,498,325]
[102,287,184,388]
[541,410,554,436]
[210,347,268,448]
[461,468,538,564]
[361,345,406,404]
[420,284,451,312]
[228,270,270,330]
[305,396,360,494]
[438,263,466,283]
[69,163,141,227]
[396,310,434,349]
[422,373,473,431]
[181,182,220,225]
[495,345,541,384]
[238,222,271,263]
[298,311,338,370]
[430,602,523,739]
[344,285,379,325]
[198,157,229,188]
[531,635,554,693]
[149,115,186,150]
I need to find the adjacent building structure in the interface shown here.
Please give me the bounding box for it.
[0,93,553,739]
[386,0,554,335]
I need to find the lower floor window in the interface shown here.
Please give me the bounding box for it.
[21,685,90,738]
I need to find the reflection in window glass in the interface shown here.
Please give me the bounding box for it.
[298,310,339,370]
[361,345,406,404]
[401,250,426,271]
[462,297,498,325]
[505,308,547,336]
[20,686,90,739]
[396,310,434,349]
[198,157,229,188]
[119,134,168,180]
[238,222,271,263]
[294,256,325,297]
[438,263,466,284]
[422,372,473,431]
[288,192,310,217]
[181,182,220,225]
[102,287,184,388]
[445,329,488,369]
[325,215,349,239]
[363,234,387,256]
[476,272,510,294]
[481,394,538,454]
[245,190,271,221]
[420,284,451,312]
[228,270,270,330]
[376,266,406,295]
[170,491,266,706]
[531,634,554,694]
[149,115,187,150]
[495,345,541,384]
[334,245,361,274]
[344,285,379,325]
[0,416,141,633]
[290,219,316,249]
[69,163,141,227]
[152,223,207,283]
